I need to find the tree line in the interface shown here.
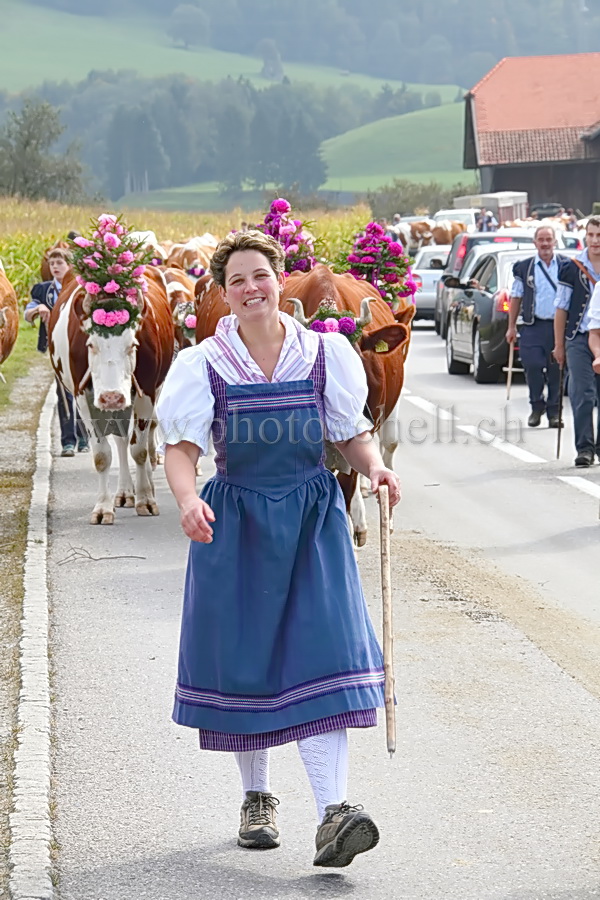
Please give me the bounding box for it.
[30,0,600,89]
[0,73,445,201]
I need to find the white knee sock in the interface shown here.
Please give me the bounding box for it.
[297,729,349,822]
[234,750,270,799]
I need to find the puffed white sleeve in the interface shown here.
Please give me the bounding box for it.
[589,282,600,331]
[156,346,214,455]
[321,333,372,441]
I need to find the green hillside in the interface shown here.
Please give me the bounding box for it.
[322,103,466,192]
[1,0,460,98]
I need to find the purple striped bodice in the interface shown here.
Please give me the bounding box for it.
[207,337,326,475]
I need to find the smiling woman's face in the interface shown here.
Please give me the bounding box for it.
[222,250,283,323]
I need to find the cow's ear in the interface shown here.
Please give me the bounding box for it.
[394,304,416,327]
[360,324,409,354]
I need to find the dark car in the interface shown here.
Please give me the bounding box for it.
[444,247,576,383]
[434,229,536,338]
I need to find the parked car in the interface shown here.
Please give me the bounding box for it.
[433,208,478,233]
[411,245,451,320]
[444,247,578,384]
[434,232,534,337]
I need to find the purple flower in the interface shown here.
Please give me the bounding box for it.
[271,198,291,214]
[361,255,375,264]
[347,253,361,264]
[293,258,309,271]
[384,272,399,284]
[388,242,404,257]
[349,268,362,279]
[379,288,388,298]
[310,319,327,332]
[338,317,357,335]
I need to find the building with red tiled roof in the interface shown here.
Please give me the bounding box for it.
[464,54,600,213]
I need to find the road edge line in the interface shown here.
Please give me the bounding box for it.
[8,385,56,900]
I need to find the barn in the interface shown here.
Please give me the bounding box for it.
[463,53,600,213]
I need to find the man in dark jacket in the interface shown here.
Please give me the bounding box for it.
[506,226,567,429]
[24,248,89,457]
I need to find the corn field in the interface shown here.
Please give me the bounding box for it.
[0,197,371,304]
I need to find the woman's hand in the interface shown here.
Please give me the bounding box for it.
[179,496,216,543]
[369,466,401,508]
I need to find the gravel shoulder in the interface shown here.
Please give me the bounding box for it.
[0,358,53,900]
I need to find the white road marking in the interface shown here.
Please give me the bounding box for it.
[458,425,547,464]
[404,395,457,421]
[557,476,600,499]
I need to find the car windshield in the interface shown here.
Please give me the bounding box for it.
[445,211,475,226]
[414,248,449,268]
[498,252,538,288]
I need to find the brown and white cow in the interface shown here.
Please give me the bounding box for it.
[431,219,467,245]
[166,233,219,274]
[48,267,174,524]
[161,267,197,349]
[282,265,414,544]
[0,268,19,375]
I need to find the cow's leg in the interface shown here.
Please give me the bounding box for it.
[148,419,159,470]
[131,396,159,517]
[338,471,367,547]
[76,400,116,525]
[113,434,135,509]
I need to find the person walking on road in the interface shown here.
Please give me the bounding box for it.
[157,230,401,867]
[506,226,567,428]
[553,216,600,467]
[24,248,89,457]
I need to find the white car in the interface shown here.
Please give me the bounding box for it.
[411,245,451,319]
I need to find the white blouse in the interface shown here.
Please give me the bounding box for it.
[156,312,370,455]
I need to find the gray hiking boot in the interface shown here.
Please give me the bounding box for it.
[313,802,379,867]
[238,791,280,850]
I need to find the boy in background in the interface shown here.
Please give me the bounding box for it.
[25,248,89,457]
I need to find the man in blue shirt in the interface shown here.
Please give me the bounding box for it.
[25,248,89,457]
[553,217,600,467]
[506,226,567,428]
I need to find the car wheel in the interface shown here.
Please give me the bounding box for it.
[472,327,501,384]
[446,325,470,375]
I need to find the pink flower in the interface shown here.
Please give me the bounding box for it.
[347,253,361,264]
[98,214,117,229]
[115,224,125,236]
[388,242,404,257]
[384,272,399,284]
[118,251,134,264]
[115,309,130,325]
[287,243,299,255]
[104,311,118,328]
[104,233,121,249]
[93,251,102,259]
[272,198,291,214]
[83,256,99,269]
[126,288,139,302]
[131,265,145,277]
[184,314,197,330]
[85,282,101,295]
[104,280,120,294]
[73,236,94,248]
[349,268,362,279]
[280,224,296,235]
[139,279,148,293]
[323,318,340,332]
[76,275,85,286]
[107,264,124,275]
[361,255,375,264]
[92,308,107,325]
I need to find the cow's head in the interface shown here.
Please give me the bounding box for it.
[77,291,145,412]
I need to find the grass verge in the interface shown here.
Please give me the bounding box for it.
[0,326,40,412]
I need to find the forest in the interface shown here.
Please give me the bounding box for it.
[29,0,600,88]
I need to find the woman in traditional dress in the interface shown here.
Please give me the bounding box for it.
[156,231,401,868]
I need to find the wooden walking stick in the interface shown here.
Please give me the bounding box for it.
[378,484,396,758]
[506,342,515,401]
[556,364,565,461]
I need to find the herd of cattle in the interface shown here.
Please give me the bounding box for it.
[0,229,415,545]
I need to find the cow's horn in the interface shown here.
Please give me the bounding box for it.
[82,292,93,316]
[357,297,373,327]
[289,297,309,327]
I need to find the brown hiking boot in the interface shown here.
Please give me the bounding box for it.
[237,791,280,850]
[313,802,379,867]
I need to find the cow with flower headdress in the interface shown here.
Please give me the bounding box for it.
[48,214,174,525]
[192,199,415,545]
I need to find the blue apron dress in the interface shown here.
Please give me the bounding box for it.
[174,339,385,751]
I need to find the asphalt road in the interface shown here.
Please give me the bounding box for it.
[49,325,600,900]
